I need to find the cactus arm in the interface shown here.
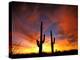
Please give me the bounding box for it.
[36,40,40,47]
[42,34,45,43]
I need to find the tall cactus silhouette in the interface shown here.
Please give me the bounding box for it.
[36,21,45,54]
[50,30,55,53]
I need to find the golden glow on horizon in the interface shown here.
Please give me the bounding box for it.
[12,45,39,54]
[12,40,77,54]
[12,34,77,54]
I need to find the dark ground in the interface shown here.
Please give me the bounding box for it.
[9,49,78,59]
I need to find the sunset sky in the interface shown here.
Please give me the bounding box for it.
[10,2,78,54]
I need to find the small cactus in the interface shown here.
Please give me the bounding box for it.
[50,30,55,53]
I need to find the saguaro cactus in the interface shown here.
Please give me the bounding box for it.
[36,22,45,54]
[50,30,55,53]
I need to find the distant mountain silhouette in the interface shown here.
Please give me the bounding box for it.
[9,49,78,59]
